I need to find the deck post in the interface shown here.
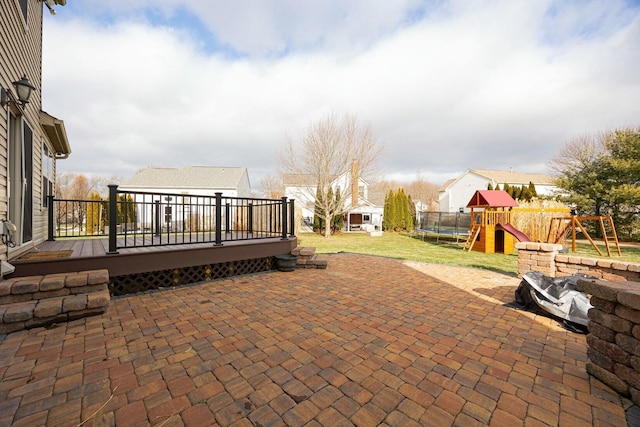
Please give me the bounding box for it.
[215,193,223,246]
[154,201,160,236]
[281,197,288,240]
[248,203,253,234]
[289,199,295,237]
[47,195,55,241]
[108,185,119,254]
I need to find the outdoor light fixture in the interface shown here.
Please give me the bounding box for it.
[0,74,36,109]
[43,0,65,15]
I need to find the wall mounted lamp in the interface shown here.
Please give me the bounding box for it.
[43,0,66,16]
[0,74,36,109]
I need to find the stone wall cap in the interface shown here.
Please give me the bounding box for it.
[618,287,640,311]
[577,278,629,301]
[540,243,563,252]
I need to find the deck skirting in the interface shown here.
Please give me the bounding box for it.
[110,257,274,296]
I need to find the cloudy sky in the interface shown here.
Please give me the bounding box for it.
[42,0,640,188]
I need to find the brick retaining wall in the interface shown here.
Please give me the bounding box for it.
[516,242,640,281]
[0,270,110,334]
[517,243,640,403]
[577,278,640,405]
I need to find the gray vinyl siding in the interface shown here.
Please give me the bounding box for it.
[1,0,49,257]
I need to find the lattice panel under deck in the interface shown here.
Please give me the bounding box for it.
[109,257,273,296]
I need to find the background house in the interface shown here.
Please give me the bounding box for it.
[118,166,251,232]
[120,166,251,198]
[283,161,383,231]
[438,169,558,213]
[1,0,71,264]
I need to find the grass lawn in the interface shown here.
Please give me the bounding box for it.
[298,232,640,277]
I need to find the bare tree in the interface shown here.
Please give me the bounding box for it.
[55,172,75,199]
[260,174,284,199]
[69,174,91,231]
[90,175,122,197]
[279,113,383,237]
[548,133,607,176]
[373,174,441,212]
[405,174,440,211]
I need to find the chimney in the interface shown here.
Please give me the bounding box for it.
[351,160,358,207]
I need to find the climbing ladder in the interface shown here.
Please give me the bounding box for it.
[463,224,481,252]
[600,216,622,257]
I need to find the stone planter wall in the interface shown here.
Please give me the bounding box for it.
[0,270,110,334]
[577,278,640,405]
[516,242,640,281]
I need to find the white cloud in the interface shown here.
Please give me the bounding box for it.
[42,0,640,187]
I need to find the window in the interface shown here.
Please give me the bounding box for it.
[9,114,34,244]
[18,0,28,24]
[42,144,54,207]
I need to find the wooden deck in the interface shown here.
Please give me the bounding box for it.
[10,236,298,278]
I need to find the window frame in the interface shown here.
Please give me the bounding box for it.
[42,142,54,208]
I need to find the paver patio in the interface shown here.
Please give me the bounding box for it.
[0,253,633,426]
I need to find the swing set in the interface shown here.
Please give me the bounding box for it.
[546,215,621,257]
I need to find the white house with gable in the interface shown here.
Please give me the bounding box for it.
[118,166,251,232]
[438,169,558,213]
[283,161,383,231]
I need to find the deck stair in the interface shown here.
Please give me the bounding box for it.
[290,247,328,269]
[0,270,110,334]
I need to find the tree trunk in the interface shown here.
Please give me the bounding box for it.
[324,214,332,238]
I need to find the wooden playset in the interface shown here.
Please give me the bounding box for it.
[463,190,530,254]
[462,190,622,257]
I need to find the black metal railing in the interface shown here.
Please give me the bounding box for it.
[48,186,295,254]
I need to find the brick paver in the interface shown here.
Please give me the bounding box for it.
[0,253,632,426]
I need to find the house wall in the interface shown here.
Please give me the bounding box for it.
[439,171,559,213]
[439,173,489,213]
[284,174,370,221]
[1,0,50,260]
[236,170,252,198]
[114,186,250,233]
[119,186,240,198]
[284,185,316,220]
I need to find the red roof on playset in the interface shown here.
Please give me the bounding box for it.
[466,190,519,208]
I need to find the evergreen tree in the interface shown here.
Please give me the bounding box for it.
[383,190,395,231]
[520,185,532,201]
[408,195,417,230]
[487,182,494,190]
[313,187,324,232]
[86,192,103,234]
[332,187,344,231]
[503,183,510,196]
[397,189,408,231]
[528,181,538,198]
[494,184,501,191]
[382,188,416,232]
[512,186,522,200]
